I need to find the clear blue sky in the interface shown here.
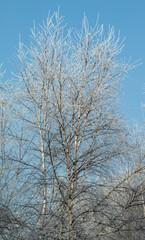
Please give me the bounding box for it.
[0,0,145,124]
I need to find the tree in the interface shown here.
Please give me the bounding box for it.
[1,11,144,240]
[0,68,23,239]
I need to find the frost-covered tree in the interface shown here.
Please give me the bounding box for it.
[1,11,144,240]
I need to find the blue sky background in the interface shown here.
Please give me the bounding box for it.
[0,0,145,125]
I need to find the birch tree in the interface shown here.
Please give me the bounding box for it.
[4,11,144,240]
